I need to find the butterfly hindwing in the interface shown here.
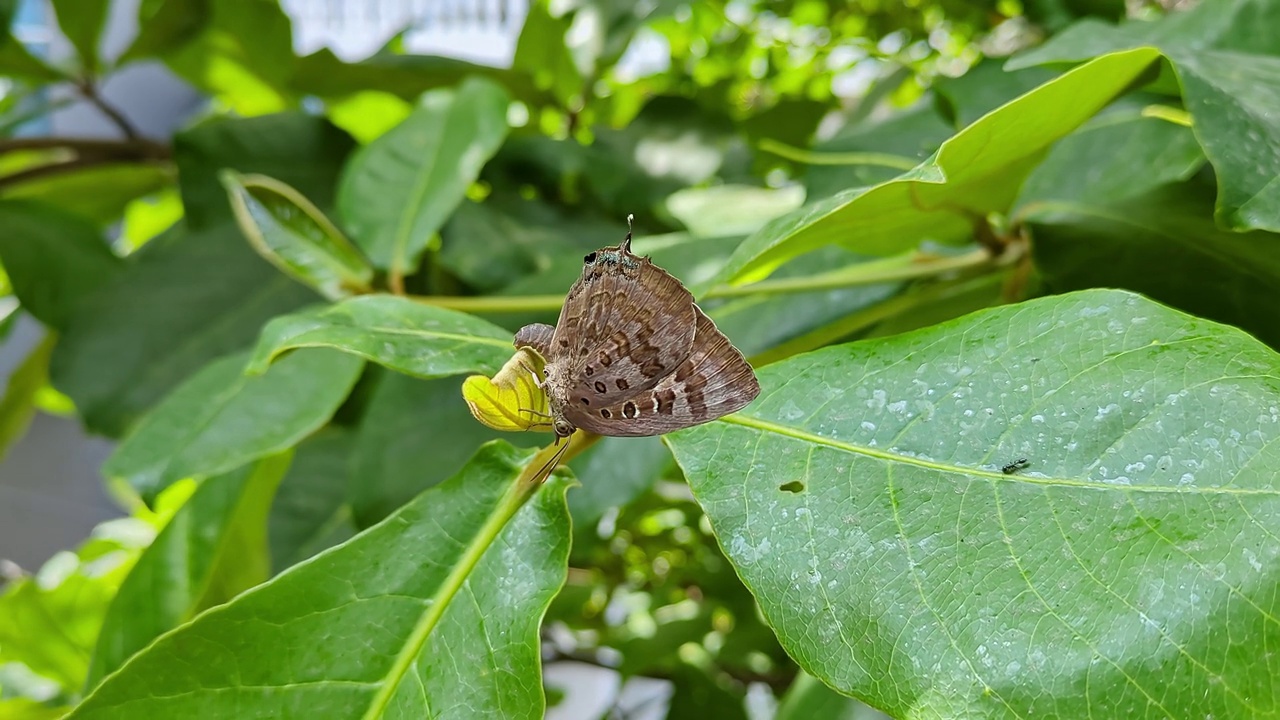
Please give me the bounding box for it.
[566,307,759,436]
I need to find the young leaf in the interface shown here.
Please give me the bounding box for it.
[85,453,293,690]
[69,442,572,720]
[0,201,122,330]
[462,347,552,433]
[222,171,374,300]
[336,78,511,283]
[49,221,318,437]
[2,163,173,226]
[103,349,362,502]
[705,47,1161,288]
[667,289,1280,718]
[245,294,514,378]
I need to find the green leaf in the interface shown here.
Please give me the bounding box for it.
[667,289,1280,718]
[245,294,515,378]
[1008,0,1280,232]
[2,163,173,226]
[175,112,355,230]
[0,333,55,463]
[512,1,583,108]
[350,374,536,527]
[0,698,70,719]
[49,221,318,437]
[1016,101,1204,208]
[103,349,362,502]
[86,453,292,690]
[50,0,109,72]
[933,59,1061,129]
[0,518,154,690]
[222,171,374,300]
[707,47,1162,288]
[69,442,572,720]
[1028,180,1280,350]
[269,428,357,573]
[0,201,122,330]
[336,78,510,279]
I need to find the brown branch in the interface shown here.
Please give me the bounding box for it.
[0,136,170,161]
[75,78,142,140]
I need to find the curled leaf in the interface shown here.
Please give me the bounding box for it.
[462,347,552,433]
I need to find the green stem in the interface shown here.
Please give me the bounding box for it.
[756,138,918,169]
[411,250,997,313]
[748,273,1008,367]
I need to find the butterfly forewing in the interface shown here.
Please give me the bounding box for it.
[554,251,698,407]
[566,307,759,436]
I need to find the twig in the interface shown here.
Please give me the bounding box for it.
[75,78,141,140]
[0,136,169,160]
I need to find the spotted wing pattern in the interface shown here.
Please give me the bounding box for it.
[565,307,760,436]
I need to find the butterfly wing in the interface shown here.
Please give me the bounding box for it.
[566,307,760,436]
[552,253,698,407]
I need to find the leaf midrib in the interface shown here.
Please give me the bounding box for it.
[718,413,1280,495]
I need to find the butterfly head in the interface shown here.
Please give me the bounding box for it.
[553,418,575,438]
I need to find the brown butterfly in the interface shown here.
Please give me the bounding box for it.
[515,217,760,440]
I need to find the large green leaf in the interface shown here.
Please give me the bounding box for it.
[1008,0,1280,232]
[291,49,544,107]
[86,453,292,690]
[222,171,374,300]
[667,289,1280,717]
[175,113,355,230]
[49,221,318,437]
[103,349,362,502]
[0,201,122,330]
[0,0,64,82]
[706,47,1162,288]
[336,78,510,280]
[511,0,582,108]
[68,442,572,720]
[349,374,536,527]
[269,428,358,573]
[49,0,109,71]
[1028,181,1280,349]
[119,0,208,63]
[245,294,515,378]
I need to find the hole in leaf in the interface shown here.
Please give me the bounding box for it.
[779,480,805,494]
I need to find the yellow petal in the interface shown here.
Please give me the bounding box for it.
[462,347,553,433]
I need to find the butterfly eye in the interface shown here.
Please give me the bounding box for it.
[583,251,597,264]
[553,420,574,437]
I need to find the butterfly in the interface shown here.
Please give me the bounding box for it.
[514,217,760,441]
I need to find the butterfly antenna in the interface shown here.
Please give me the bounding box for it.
[622,213,634,254]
